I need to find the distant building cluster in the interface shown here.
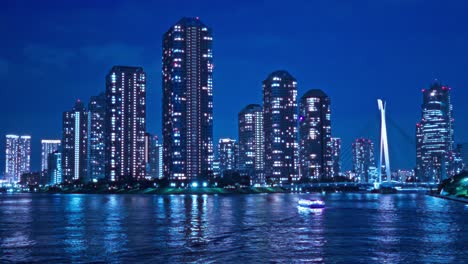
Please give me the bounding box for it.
[2,18,466,186]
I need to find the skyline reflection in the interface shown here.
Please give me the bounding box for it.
[0,193,466,263]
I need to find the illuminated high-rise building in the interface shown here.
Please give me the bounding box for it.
[331,137,341,177]
[263,70,298,184]
[87,92,107,182]
[41,139,61,172]
[299,89,332,181]
[48,151,62,185]
[212,159,221,178]
[105,66,146,182]
[4,135,31,183]
[217,138,237,175]
[352,138,375,183]
[62,100,88,183]
[162,17,214,184]
[415,81,455,182]
[238,104,265,184]
[145,133,163,179]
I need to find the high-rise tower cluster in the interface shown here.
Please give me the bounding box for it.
[3,17,345,187]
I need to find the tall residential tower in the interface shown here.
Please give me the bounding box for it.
[263,70,298,184]
[87,92,107,182]
[105,66,146,182]
[62,100,88,183]
[162,17,214,184]
[331,137,341,177]
[217,138,237,175]
[299,89,332,181]
[41,139,61,172]
[145,134,163,179]
[352,138,376,183]
[4,135,31,183]
[238,104,265,184]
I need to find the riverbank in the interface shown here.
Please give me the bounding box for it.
[427,193,468,204]
[39,186,288,195]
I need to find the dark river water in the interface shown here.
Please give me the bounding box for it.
[0,193,466,263]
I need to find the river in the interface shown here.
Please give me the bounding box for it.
[0,193,466,263]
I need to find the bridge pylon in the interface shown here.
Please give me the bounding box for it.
[376,99,391,189]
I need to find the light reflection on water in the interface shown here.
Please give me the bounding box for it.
[0,193,467,263]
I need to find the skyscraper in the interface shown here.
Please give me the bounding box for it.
[352,138,376,183]
[263,70,298,185]
[162,17,214,185]
[106,66,146,182]
[145,134,163,179]
[48,151,62,185]
[217,138,237,175]
[415,81,454,182]
[41,139,61,172]
[87,92,107,182]
[331,137,341,177]
[299,89,332,181]
[238,104,265,184]
[62,100,88,183]
[4,135,31,183]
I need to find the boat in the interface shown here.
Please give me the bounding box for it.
[298,199,325,209]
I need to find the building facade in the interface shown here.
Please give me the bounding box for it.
[4,135,31,183]
[145,134,163,179]
[162,17,214,184]
[331,137,341,177]
[217,138,237,175]
[87,92,107,182]
[263,70,298,184]
[238,104,265,184]
[41,139,61,172]
[299,89,332,181]
[415,81,455,182]
[48,151,62,185]
[105,66,146,182]
[62,100,88,183]
[352,138,376,183]
[212,159,221,178]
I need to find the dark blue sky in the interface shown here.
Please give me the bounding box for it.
[1,0,467,172]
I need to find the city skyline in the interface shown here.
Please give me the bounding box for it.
[1,1,468,174]
[1,2,468,264]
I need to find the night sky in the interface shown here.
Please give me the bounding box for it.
[1,0,467,173]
